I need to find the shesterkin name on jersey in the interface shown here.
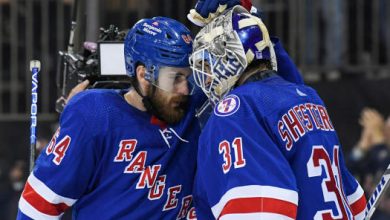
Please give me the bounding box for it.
[113,139,195,219]
[278,103,334,150]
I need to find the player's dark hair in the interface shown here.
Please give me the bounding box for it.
[129,62,143,90]
[237,59,271,84]
[247,59,272,73]
[236,59,274,86]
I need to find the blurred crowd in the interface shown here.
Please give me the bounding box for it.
[0,159,27,219]
[0,138,48,219]
[348,108,390,219]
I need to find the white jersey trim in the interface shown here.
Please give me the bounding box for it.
[354,210,366,220]
[347,183,366,219]
[347,183,364,204]
[19,196,63,220]
[28,172,77,206]
[211,185,298,219]
[220,212,295,220]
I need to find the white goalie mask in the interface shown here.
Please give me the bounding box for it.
[190,5,277,106]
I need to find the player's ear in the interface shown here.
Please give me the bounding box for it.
[136,65,150,96]
[136,65,146,81]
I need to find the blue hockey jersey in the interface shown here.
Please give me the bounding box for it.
[194,75,367,220]
[18,89,203,219]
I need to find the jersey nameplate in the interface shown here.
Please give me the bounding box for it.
[278,103,334,151]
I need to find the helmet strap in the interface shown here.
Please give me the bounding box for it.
[131,65,165,121]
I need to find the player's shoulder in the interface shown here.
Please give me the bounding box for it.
[233,76,320,113]
[235,75,293,95]
[63,89,125,120]
[218,76,289,115]
[205,92,258,133]
[70,89,120,103]
[66,89,120,109]
[60,89,127,134]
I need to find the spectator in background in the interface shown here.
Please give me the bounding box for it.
[322,0,344,76]
[349,108,390,177]
[348,108,390,220]
[0,149,11,219]
[304,0,345,78]
[7,160,27,220]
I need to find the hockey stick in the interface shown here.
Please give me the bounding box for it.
[364,164,390,220]
[29,60,41,172]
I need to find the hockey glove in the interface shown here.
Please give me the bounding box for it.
[187,0,254,27]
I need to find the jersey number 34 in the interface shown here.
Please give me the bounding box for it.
[46,128,71,165]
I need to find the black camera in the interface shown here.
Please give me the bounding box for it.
[56,25,131,112]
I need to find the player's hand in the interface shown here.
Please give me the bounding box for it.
[66,80,89,103]
[358,108,385,150]
[360,108,384,132]
[187,0,253,27]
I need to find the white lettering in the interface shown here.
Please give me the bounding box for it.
[278,103,335,150]
[143,27,157,36]
[143,23,162,33]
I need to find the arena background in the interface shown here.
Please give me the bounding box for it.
[0,0,389,218]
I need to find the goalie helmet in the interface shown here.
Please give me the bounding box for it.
[124,16,193,85]
[190,5,277,105]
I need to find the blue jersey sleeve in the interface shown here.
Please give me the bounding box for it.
[194,94,299,220]
[18,94,99,219]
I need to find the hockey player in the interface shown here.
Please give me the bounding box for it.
[17,17,203,219]
[190,6,367,220]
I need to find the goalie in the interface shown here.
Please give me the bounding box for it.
[190,5,367,220]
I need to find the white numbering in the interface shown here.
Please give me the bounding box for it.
[307,145,350,220]
[219,137,246,174]
[46,128,71,165]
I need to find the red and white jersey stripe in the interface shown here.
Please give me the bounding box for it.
[211,185,298,220]
[19,173,77,219]
[347,184,367,220]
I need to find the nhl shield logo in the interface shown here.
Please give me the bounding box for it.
[214,94,240,117]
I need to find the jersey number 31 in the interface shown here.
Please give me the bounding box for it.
[219,137,246,174]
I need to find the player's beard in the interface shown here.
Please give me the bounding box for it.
[148,87,189,124]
